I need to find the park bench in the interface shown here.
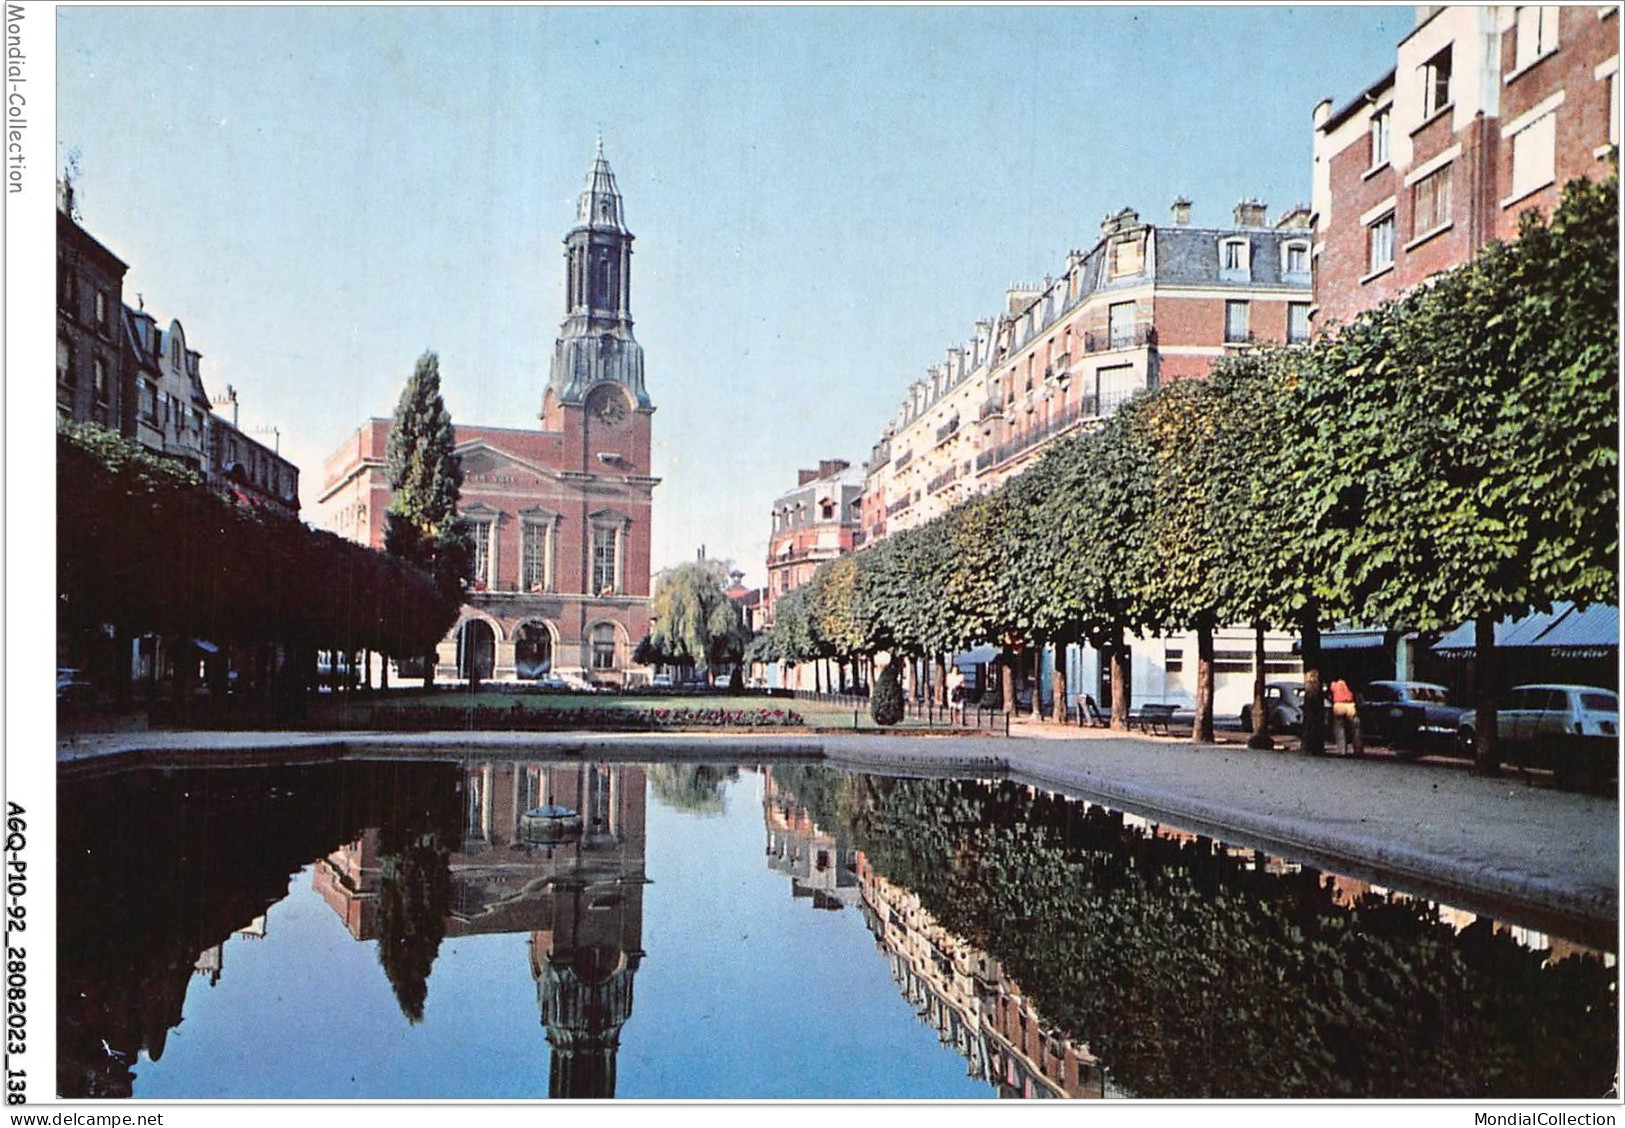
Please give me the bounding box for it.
[1133,703,1179,736]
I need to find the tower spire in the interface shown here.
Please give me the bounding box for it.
[544,143,649,417]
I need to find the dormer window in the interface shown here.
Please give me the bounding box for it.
[1108,236,1143,277]
[1282,240,1311,278]
[1219,237,1251,282]
[1422,46,1453,119]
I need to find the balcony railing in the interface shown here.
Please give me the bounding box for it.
[886,496,912,517]
[893,449,913,472]
[977,396,1003,422]
[926,465,960,495]
[1083,325,1156,354]
[934,416,959,445]
[974,395,1098,472]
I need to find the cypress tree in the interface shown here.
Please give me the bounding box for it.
[384,351,473,687]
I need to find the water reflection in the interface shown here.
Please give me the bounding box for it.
[761,766,1617,1100]
[57,756,1616,1101]
[316,761,648,1097]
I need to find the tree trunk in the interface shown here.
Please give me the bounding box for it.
[381,653,391,692]
[1000,649,1015,717]
[1194,623,1215,743]
[934,654,948,709]
[424,647,436,690]
[1109,627,1130,730]
[1473,612,1501,778]
[114,625,133,710]
[175,638,195,725]
[1247,622,1274,749]
[1051,641,1068,726]
[1300,607,1325,756]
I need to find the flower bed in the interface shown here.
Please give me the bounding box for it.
[364,703,805,732]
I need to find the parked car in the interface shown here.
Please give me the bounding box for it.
[1458,685,1618,784]
[650,673,672,688]
[1238,682,1307,734]
[1357,680,1466,755]
[56,667,94,706]
[534,674,570,690]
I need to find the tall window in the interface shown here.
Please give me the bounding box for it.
[1224,300,1251,343]
[591,624,617,670]
[139,379,157,423]
[1514,6,1560,71]
[1108,301,1135,348]
[592,526,619,594]
[1422,47,1453,118]
[57,338,73,387]
[1370,108,1392,167]
[1509,111,1557,201]
[1287,302,1312,344]
[1367,213,1396,273]
[469,519,492,587]
[522,519,551,591]
[1097,364,1138,415]
[94,290,108,332]
[93,357,108,403]
[1412,165,1453,236]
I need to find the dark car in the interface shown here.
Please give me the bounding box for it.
[1238,681,1307,734]
[56,668,94,706]
[1357,680,1466,755]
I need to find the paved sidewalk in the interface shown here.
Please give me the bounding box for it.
[56,722,1618,944]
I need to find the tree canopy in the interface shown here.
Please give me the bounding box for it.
[644,557,750,676]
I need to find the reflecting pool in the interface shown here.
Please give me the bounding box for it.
[58,756,1616,1100]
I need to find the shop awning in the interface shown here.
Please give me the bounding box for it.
[1432,603,1618,658]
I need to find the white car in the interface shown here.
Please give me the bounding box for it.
[650,674,672,688]
[1458,684,1618,780]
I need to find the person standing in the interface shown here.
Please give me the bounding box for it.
[1329,677,1363,756]
[947,665,967,725]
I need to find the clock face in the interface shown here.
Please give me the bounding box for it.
[589,385,627,426]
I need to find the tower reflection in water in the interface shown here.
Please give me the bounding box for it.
[316,760,647,1099]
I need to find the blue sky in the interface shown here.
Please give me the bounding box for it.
[55,4,1409,585]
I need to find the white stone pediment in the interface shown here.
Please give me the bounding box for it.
[455,441,561,489]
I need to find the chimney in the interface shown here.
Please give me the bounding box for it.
[1171,196,1192,226]
[797,469,819,486]
[1274,203,1313,230]
[1233,198,1267,227]
[1101,207,1140,237]
[818,458,849,479]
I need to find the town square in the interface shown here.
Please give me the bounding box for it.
[17,2,1623,1113]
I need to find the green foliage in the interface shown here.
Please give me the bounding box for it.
[57,422,458,655]
[774,769,1617,1099]
[869,661,904,725]
[806,554,868,657]
[648,763,739,815]
[384,351,473,598]
[376,828,451,1025]
[648,558,750,674]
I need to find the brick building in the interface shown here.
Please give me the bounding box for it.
[317,145,657,685]
[57,183,130,435]
[854,198,1314,715]
[764,458,864,623]
[1312,5,1618,328]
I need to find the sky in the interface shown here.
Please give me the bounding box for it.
[53,4,1411,587]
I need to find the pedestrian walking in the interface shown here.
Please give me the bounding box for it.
[948,666,967,725]
[1079,693,1105,728]
[1330,677,1363,756]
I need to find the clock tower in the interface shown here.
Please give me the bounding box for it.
[543,138,652,441]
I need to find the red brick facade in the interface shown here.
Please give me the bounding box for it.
[1313,6,1618,329]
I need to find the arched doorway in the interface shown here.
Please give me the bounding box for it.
[515,622,554,680]
[458,619,496,682]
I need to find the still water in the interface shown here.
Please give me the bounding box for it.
[59,756,1616,1100]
